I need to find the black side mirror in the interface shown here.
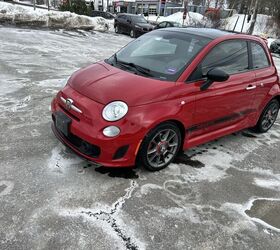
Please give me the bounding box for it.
[200,68,229,91]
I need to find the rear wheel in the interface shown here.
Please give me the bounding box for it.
[137,122,182,171]
[252,99,279,133]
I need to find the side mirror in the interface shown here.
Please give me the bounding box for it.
[200,68,229,91]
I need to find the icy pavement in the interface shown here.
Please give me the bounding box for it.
[1,27,280,249]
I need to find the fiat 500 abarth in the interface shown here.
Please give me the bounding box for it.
[51,28,280,171]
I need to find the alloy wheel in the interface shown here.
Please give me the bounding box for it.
[261,102,279,131]
[146,129,179,169]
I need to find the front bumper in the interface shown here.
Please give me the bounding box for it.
[135,28,153,37]
[51,86,145,167]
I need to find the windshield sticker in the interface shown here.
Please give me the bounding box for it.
[165,67,177,74]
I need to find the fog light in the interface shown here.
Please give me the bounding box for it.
[103,126,120,137]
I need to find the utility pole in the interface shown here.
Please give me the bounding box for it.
[247,0,259,34]
[33,0,36,10]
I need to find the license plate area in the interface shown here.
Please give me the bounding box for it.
[55,112,72,137]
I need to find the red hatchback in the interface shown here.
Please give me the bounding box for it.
[51,28,280,171]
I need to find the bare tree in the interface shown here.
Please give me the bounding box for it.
[247,0,259,34]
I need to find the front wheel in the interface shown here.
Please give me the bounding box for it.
[115,25,120,34]
[137,122,182,171]
[130,29,135,38]
[252,99,279,133]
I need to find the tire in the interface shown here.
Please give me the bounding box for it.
[115,25,120,34]
[252,99,279,133]
[130,29,135,38]
[137,122,182,171]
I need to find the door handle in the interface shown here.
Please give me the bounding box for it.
[246,85,256,90]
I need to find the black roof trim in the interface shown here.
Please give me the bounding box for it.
[162,27,238,39]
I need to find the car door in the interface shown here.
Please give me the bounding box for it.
[187,39,256,138]
[124,16,132,34]
[117,15,126,32]
[250,41,276,113]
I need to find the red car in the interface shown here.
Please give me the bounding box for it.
[51,28,280,171]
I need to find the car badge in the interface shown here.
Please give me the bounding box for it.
[65,98,73,111]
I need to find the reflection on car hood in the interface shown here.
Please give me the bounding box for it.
[68,61,175,106]
[135,23,154,28]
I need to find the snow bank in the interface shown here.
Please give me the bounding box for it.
[222,14,278,37]
[147,12,206,27]
[0,2,109,31]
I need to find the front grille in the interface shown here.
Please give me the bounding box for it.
[53,118,100,158]
[58,104,80,121]
[65,132,101,158]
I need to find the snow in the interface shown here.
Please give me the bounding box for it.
[0,2,109,31]
[223,14,278,37]
[146,11,206,26]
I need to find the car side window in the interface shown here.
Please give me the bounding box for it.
[166,22,172,27]
[158,22,166,28]
[251,42,270,69]
[188,40,249,82]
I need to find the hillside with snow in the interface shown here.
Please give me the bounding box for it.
[223,14,278,37]
[147,12,207,27]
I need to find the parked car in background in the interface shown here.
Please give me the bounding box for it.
[51,28,280,171]
[92,10,115,20]
[270,39,280,54]
[114,13,154,38]
[154,21,183,29]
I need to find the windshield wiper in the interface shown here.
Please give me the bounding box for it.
[117,60,153,77]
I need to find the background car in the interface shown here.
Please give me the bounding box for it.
[92,10,115,20]
[270,39,280,54]
[114,13,154,38]
[154,21,183,29]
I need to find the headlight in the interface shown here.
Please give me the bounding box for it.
[135,25,142,29]
[102,101,128,121]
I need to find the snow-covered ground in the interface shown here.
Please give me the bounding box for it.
[0,2,109,30]
[1,27,280,249]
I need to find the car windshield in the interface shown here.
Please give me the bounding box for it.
[107,30,212,81]
[132,16,147,23]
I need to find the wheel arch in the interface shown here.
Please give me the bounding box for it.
[143,119,186,150]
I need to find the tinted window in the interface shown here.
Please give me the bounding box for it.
[188,40,249,81]
[251,42,270,69]
[158,22,166,28]
[131,16,147,23]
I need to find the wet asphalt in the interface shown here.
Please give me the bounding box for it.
[1,26,280,249]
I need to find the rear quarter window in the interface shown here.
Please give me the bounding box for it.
[251,42,270,69]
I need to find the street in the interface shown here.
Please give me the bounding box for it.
[0,26,280,250]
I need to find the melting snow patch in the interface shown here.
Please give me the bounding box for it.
[47,145,84,174]
[254,178,280,191]
[223,197,280,233]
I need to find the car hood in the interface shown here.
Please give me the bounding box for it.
[135,23,154,29]
[68,61,175,106]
